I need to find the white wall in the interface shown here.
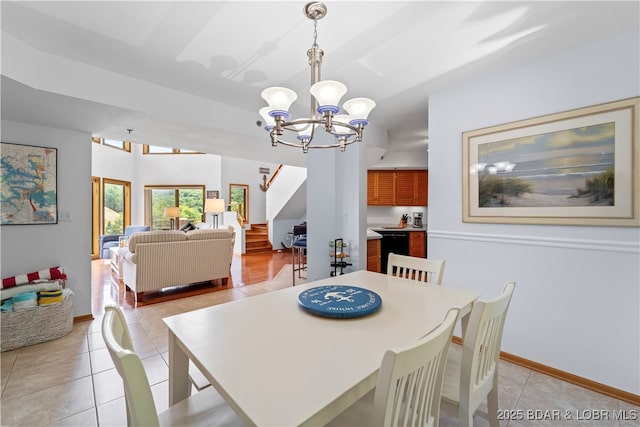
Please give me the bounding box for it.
[1,121,92,318]
[221,157,278,227]
[93,144,230,227]
[266,165,307,248]
[368,149,428,169]
[428,32,640,394]
[307,144,339,281]
[91,142,136,182]
[307,123,386,281]
[93,147,279,228]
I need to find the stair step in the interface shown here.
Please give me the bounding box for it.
[244,223,272,254]
[246,233,268,238]
[245,244,274,254]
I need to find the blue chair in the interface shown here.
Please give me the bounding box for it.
[99,225,150,258]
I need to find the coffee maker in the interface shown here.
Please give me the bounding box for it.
[412,212,423,228]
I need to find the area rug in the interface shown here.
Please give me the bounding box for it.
[133,264,305,307]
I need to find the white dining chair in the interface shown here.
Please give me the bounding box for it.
[440,281,516,427]
[387,252,446,285]
[327,308,459,427]
[101,305,243,427]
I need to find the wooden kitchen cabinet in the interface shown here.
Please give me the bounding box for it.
[396,170,428,206]
[409,231,426,258]
[367,170,396,206]
[367,170,427,206]
[367,239,381,273]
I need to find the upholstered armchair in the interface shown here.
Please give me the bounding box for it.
[99,225,150,258]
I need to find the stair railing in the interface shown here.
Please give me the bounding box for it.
[260,164,283,191]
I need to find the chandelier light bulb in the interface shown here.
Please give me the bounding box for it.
[292,119,316,140]
[343,97,376,125]
[261,87,298,118]
[332,114,353,135]
[310,80,347,114]
[258,107,276,130]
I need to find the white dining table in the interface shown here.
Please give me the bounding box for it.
[163,270,478,426]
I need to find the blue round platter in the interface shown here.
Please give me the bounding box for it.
[298,285,382,319]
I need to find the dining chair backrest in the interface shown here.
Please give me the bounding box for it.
[102,305,160,427]
[387,252,446,285]
[441,281,516,427]
[374,308,459,427]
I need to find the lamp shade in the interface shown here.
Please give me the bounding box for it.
[292,119,316,140]
[332,114,353,135]
[261,87,297,117]
[164,207,180,217]
[258,107,276,130]
[310,80,347,114]
[204,198,226,213]
[343,97,376,124]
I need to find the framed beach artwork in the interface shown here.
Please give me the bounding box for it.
[1,142,58,225]
[462,97,639,226]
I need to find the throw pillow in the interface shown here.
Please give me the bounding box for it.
[180,221,196,232]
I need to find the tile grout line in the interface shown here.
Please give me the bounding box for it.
[87,328,101,427]
[506,367,533,427]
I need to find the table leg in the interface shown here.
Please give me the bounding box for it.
[168,331,190,406]
[458,301,474,341]
[460,313,470,341]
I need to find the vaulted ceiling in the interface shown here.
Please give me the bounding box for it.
[2,1,638,167]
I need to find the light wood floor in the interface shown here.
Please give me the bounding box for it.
[91,250,293,315]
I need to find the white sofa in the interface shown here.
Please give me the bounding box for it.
[121,227,235,301]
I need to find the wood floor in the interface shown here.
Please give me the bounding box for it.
[91,250,293,315]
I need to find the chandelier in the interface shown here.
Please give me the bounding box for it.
[258,2,376,153]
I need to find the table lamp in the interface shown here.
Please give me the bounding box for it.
[164,206,180,230]
[204,198,225,228]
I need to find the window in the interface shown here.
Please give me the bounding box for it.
[142,145,201,154]
[92,137,131,152]
[229,183,249,225]
[102,178,131,235]
[144,185,205,230]
[91,177,100,259]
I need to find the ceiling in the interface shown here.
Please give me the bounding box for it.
[2,1,638,167]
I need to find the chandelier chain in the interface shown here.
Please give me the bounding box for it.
[313,19,318,47]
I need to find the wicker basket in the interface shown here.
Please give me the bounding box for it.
[1,289,73,352]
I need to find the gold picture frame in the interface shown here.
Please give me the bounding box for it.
[462,97,639,226]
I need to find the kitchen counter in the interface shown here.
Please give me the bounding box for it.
[367,229,382,240]
[369,225,426,232]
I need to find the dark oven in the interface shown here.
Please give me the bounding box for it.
[377,231,409,274]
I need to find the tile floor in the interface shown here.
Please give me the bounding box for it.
[1,268,638,426]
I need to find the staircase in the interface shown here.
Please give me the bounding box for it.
[245,223,273,254]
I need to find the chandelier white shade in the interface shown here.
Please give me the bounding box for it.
[258,2,375,153]
[260,88,297,118]
[308,80,347,114]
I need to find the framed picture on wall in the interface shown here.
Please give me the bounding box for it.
[462,97,639,226]
[207,190,219,199]
[1,142,58,225]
